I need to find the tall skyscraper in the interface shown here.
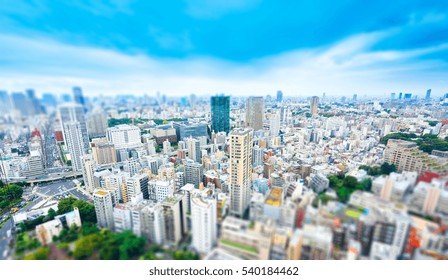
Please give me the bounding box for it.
[81,154,96,193]
[73,86,86,109]
[276,90,283,102]
[426,89,432,100]
[0,91,11,114]
[59,103,89,151]
[229,128,253,218]
[246,96,264,131]
[398,92,403,100]
[63,122,86,171]
[211,95,230,134]
[26,89,43,115]
[94,189,115,230]
[310,96,319,115]
[11,92,30,117]
[390,93,396,100]
[191,193,217,254]
[352,94,358,102]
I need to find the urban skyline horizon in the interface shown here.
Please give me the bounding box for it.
[1,86,447,99]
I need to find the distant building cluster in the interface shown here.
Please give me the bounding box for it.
[1,87,448,260]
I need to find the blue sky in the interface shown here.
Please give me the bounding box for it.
[0,0,447,97]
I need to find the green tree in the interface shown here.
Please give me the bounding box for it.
[73,234,102,259]
[343,176,358,189]
[380,163,396,175]
[57,198,97,223]
[23,246,50,260]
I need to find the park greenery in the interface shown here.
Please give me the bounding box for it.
[0,182,24,213]
[57,197,97,223]
[327,175,372,203]
[359,162,397,176]
[108,117,187,127]
[381,132,448,153]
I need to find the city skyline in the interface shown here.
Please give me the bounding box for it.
[0,1,448,96]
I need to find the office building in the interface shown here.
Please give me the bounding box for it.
[174,121,208,141]
[229,128,253,217]
[59,103,90,151]
[211,95,230,134]
[87,111,108,138]
[245,97,264,131]
[310,96,319,115]
[63,122,86,171]
[91,140,117,165]
[106,125,141,149]
[276,90,283,102]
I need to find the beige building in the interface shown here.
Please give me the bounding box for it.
[91,139,117,165]
[310,96,319,115]
[383,139,448,174]
[229,128,253,217]
[219,216,273,260]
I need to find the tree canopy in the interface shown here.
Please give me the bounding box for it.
[57,198,97,223]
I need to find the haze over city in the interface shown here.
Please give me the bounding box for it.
[0,0,448,96]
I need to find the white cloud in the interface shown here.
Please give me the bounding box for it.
[0,30,447,97]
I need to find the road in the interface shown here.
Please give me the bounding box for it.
[34,180,91,202]
[0,218,13,260]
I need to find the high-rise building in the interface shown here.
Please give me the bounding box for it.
[73,86,86,109]
[252,145,264,167]
[390,92,396,100]
[161,194,187,245]
[186,137,201,163]
[141,203,165,244]
[191,193,217,254]
[81,154,96,193]
[245,97,264,131]
[106,125,141,149]
[91,140,117,165]
[87,111,108,138]
[310,96,319,115]
[126,174,149,200]
[94,189,115,230]
[353,94,358,102]
[0,91,11,114]
[184,159,204,188]
[63,122,86,171]
[211,95,230,134]
[25,150,45,178]
[276,90,283,102]
[425,89,432,100]
[270,111,280,136]
[26,89,43,115]
[59,103,89,151]
[229,128,253,218]
[11,92,30,117]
